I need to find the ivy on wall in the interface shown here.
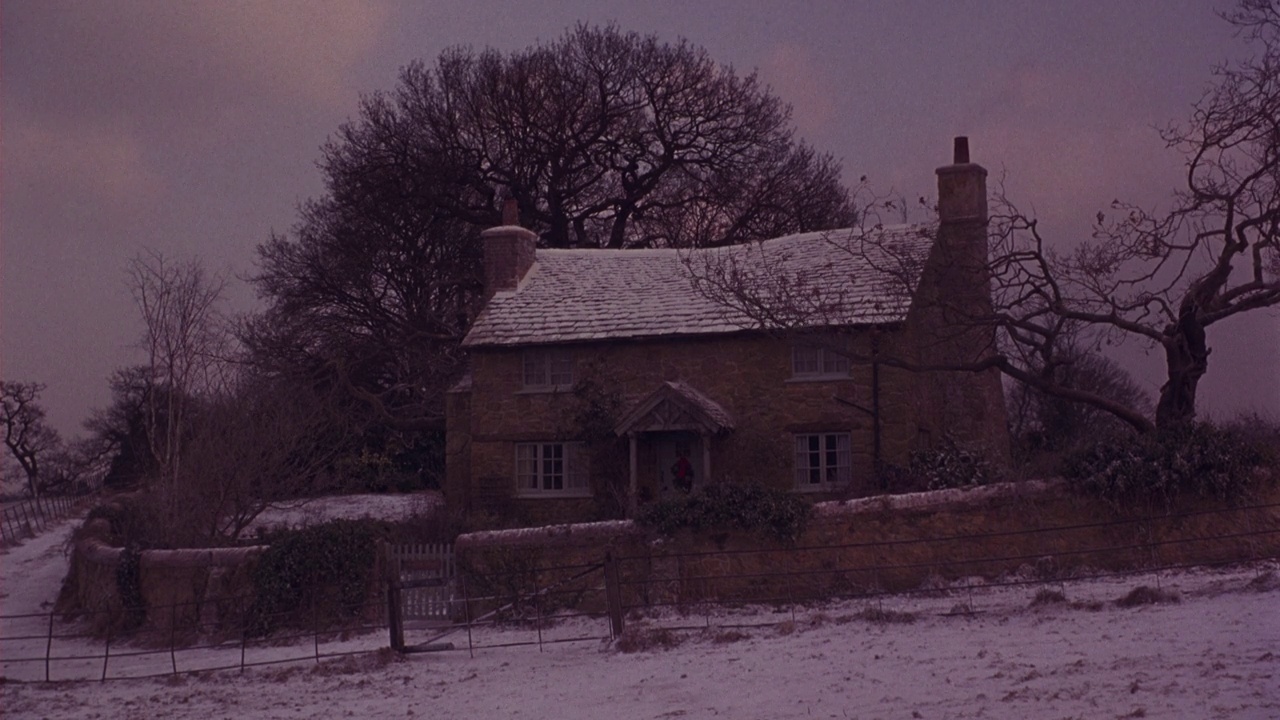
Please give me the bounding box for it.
[247,519,380,635]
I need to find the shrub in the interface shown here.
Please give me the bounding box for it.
[881,436,1001,492]
[635,483,811,541]
[81,494,167,548]
[247,519,381,635]
[1065,421,1274,508]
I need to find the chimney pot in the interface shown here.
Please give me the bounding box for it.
[936,137,987,223]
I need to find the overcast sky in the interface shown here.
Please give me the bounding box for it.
[3,0,1277,437]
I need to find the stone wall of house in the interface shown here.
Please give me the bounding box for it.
[450,329,936,524]
[455,480,1280,612]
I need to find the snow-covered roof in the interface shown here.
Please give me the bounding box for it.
[461,225,933,348]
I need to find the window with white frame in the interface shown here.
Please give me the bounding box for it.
[522,349,574,389]
[515,442,589,496]
[791,346,850,378]
[794,433,852,489]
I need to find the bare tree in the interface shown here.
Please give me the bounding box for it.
[127,250,231,491]
[247,24,855,481]
[690,2,1279,437]
[165,374,343,545]
[80,366,160,489]
[1007,344,1153,453]
[404,24,853,249]
[0,381,62,497]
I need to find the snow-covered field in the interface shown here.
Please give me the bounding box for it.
[4,513,1278,719]
[246,491,443,535]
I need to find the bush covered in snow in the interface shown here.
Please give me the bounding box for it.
[1065,421,1275,508]
[880,436,1002,493]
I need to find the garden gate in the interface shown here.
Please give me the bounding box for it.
[387,542,455,622]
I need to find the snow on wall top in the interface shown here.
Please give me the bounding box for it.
[462,225,932,348]
[453,480,1064,549]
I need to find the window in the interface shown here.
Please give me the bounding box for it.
[515,442,589,496]
[522,349,574,389]
[791,346,850,378]
[794,433,852,489]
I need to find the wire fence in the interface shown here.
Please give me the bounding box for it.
[0,593,389,683]
[451,499,1279,644]
[1,493,92,546]
[390,559,614,657]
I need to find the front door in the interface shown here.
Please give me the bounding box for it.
[655,433,704,497]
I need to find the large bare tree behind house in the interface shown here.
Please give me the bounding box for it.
[246,24,856,480]
[691,2,1279,436]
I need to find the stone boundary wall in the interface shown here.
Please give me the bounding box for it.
[455,480,1280,610]
[58,517,268,636]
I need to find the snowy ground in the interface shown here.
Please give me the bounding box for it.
[4,515,1278,719]
[246,491,442,535]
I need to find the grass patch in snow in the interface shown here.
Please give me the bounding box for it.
[711,628,750,644]
[1030,588,1067,606]
[854,606,917,624]
[1115,585,1180,608]
[615,626,683,653]
[1244,570,1278,592]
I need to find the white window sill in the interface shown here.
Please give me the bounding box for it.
[516,385,575,395]
[514,490,593,499]
[786,374,851,384]
[793,483,846,494]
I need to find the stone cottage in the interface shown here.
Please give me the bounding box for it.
[446,138,1009,524]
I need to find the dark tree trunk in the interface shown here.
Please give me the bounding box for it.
[1155,305,1209,432]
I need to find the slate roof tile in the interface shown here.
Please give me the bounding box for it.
[462,225,932,348]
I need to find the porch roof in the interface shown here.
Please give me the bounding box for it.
[614,381,734,436]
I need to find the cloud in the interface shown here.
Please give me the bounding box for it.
[965,65,1182,234]
[3,112,159,218]
[758,43,836,139]
[5,0,392,129]
[186,0,391,109]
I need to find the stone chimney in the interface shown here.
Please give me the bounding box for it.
[904,136,1010,465]
[931,136,991,306]
[480,198,537,300]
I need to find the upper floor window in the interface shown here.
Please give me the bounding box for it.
[522,348,574,389]
[791,346,850,379]
[515,442,589,496]
[794,433,852,490]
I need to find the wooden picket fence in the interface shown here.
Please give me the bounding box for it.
[386,542,455,621]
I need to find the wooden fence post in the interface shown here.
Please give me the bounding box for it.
[383,541,405,652]
[604,552,624,638]
[45,611,54,682]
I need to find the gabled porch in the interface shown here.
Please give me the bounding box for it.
[613,381,734,515]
